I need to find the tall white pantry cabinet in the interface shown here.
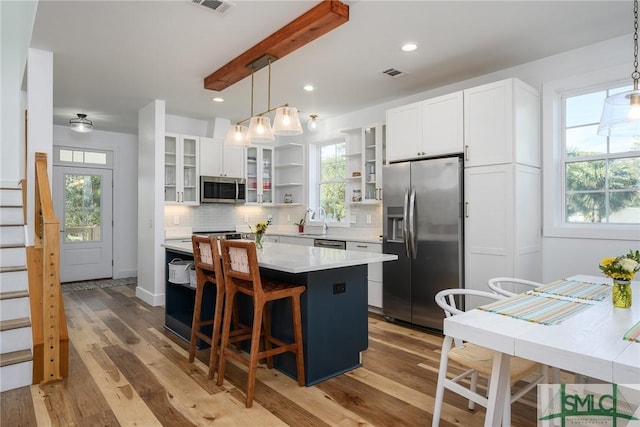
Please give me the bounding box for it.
[463,78,541,302]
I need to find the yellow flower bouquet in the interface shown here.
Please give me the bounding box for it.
[599,250,639,308]
[250,217,272,248]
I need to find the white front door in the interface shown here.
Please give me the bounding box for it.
[53,166,113,282]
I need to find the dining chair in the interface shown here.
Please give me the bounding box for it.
[216,239,306,408]
[432,288,547,427]
[189,234,225,379]
[487,276,544,297]
[487,277,562,384]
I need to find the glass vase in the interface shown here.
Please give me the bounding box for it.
[612,279,632,308]
[255,232,263,249]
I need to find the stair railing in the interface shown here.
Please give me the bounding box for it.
[30,152,68,383]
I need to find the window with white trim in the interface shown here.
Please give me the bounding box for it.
[308,138,348,225]
[318,140,346,222]
[562,84,640,224]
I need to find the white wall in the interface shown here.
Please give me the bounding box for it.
[26,48,53,246]
[317,34,638,283]
[53,125,138,278]
[0,1,38,185]
[137,100,166,306]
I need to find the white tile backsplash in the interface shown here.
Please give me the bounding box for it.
[165,203,382,236]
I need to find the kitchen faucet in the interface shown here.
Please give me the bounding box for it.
[315,206,328,235]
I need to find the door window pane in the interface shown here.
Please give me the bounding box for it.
[64,174,102,242]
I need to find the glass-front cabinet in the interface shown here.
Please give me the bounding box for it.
[363,124,384,203]
[246,145,274,204]
[165,133,199,205]
[342,123,385,205]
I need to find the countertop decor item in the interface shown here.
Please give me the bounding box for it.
[294,209,310,233]
[250,217,272,249]
[599,249,640,308]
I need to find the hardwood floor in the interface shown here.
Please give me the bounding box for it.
[1,284,539,426]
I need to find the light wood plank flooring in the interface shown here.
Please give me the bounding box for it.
[1,284,539,426]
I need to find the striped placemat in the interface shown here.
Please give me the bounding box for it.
[624,321,640,343]
[532,279,611,302]
[478,293,594,325]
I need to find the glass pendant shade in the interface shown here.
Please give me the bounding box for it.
[273,106,303,135]
[598,88,640,137]
[225,124,249,146]
[69,113,93,133]
[247,116,274,142]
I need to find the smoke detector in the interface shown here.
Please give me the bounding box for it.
[191,0,234,15]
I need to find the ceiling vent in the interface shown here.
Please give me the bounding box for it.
[382,68,404,77]
[192,0,234,15]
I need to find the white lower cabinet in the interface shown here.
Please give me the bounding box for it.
[346,242,382,310]
[278,236,314,246]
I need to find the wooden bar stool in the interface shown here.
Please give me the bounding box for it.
[188,234,225,379]
[216,239,306,408]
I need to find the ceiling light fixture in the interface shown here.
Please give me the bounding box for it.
[212,97,224,102]
[598,0,640,137]
[401,42,418,52]
[303,84,315,92]
[69,113,93,133]
[307,114,318,131]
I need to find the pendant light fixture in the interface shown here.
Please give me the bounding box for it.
[598,0,640,137]
[224,124,249,146]
[273,106,303,135]
[226,55,303,144]
[69,113,93,133]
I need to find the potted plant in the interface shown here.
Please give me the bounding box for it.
[295,210,310,233]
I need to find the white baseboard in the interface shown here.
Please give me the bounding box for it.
[135,286,165,307]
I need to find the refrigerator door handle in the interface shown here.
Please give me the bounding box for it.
[403,189,411,258]
[408,188,417,258]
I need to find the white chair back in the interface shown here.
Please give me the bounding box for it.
[487,277,543,297]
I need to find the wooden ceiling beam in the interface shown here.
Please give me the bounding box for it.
[204,0,349,92]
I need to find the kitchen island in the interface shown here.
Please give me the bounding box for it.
[163,240,397,386]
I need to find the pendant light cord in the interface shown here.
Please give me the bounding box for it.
[267,58,272,112]
[250,68,255,117]
[633,0,639,90]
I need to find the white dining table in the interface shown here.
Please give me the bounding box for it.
[443,274,640,427]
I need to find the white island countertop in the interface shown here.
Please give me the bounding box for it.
[163,240,397,274]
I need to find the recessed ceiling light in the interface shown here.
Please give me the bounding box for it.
[401,42,418,52]
[212,97,224,102]
[303,84,315,92]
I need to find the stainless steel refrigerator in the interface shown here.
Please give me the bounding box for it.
[382,156,463,331]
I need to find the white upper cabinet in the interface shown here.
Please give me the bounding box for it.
[386,92,463,162]
[422,91,464,157]
[463,78,540,167]
[164,133,199,205]
[199,137,245,178]
[386,101,422,163]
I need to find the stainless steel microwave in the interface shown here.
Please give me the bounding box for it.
[200,176,246,204]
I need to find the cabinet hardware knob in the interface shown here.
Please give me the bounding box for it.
[464,145,470,161]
